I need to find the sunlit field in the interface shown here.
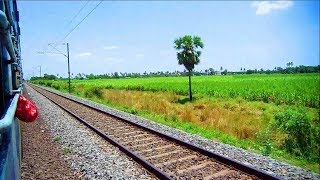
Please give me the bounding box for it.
[46,73,319,107]
[32,73,320,172]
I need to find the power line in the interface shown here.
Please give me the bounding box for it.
[42,1,91,53]
[64,0,91,29]
[42,1,91,54]
[55,1,103,46]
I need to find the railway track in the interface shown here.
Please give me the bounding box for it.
[29,84,279,180]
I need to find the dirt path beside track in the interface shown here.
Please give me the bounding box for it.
[20,88,79,179]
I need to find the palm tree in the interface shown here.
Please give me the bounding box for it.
[174,35,204,101]
[286,62,294,68]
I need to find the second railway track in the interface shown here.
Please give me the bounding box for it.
[29,84,279,180]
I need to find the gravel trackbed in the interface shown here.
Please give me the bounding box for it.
[22,84,155,179]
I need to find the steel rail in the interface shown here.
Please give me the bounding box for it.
[30,84,172,180]
[30,84,280,180]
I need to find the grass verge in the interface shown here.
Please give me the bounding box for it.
[35,84,320,173]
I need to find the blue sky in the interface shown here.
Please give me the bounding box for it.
[18,1,319,78]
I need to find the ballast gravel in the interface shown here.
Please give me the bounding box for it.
[21,88,78,180]
[35,84,320,180]
[25,84,155,180]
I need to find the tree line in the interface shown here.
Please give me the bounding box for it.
[30,64,319,81]
[30,34,319,102]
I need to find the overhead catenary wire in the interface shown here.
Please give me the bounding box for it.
[54,1,103,46]
[64,0,91,29]
[41,1,91,53]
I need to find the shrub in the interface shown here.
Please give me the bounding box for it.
[70,85,76,93]
[52,84,60,90]
[38,81,45,85]
[273,108,316,159]
[84,87,104,98]
[256,128,272,156]
[46,82,52,87]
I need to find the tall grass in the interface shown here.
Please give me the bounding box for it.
[31,74,320,172]
[34,73,320,108]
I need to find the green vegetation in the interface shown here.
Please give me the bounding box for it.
[53,135,62,142]
[29,65,319,81]
[273,108,319,161]
[63,147,72,155]
[33,73,319,108]
[174,35,204,101]
[31,73,320,172]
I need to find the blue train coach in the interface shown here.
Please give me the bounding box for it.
[0,0,23,179]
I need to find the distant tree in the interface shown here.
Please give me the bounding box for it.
[246,69,255,74]
[220,66,223,71]
[43,74,57,80]
[113,72,120,78]
[276,67,283,73]
[174,35,204,101]
[165,71,170,76]
[260,68,264,73]
[221,69,228,75]
[86,73,95,79]
[209,68,214,75]
[75,73,84,79]
[286,62,294,68]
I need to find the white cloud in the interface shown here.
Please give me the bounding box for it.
[76,52,92,57]
[103,45,119,50]
[136,53,145,58]
[251,1,293,15]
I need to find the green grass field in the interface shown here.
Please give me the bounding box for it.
[32,73,320,172]
[43,73,319,108]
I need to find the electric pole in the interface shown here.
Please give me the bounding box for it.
[67,43,71,93]
[37,43,71,93]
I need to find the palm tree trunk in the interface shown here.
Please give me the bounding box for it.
[188,70,192,101]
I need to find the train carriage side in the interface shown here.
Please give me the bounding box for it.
[0,0,23,179]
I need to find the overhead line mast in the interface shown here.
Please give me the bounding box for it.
[38,1,103,93]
